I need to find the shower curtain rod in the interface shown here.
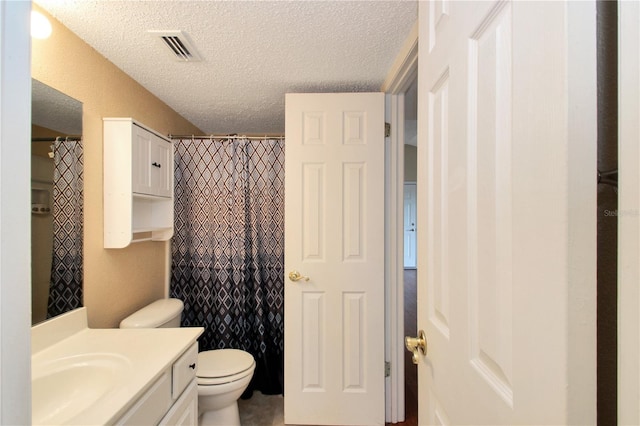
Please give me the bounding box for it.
[32,136,82,142]
[169,134,284,141]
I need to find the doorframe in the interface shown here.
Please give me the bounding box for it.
[382,22,418,424]
[618,0,639,422]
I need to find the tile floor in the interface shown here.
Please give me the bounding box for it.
[238,391,284,426]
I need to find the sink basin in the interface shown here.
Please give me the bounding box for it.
[32,353,132,425]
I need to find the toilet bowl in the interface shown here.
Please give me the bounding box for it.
[197,349,256,426]
[120,298,255,426]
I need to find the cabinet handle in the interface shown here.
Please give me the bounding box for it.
[151,162,162,168]
[189,363,196,370]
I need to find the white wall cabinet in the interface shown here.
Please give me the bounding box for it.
[104,118,174,248]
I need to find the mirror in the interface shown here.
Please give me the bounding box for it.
[31,79,83,324]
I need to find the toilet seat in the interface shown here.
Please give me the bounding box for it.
[197,349,255,386]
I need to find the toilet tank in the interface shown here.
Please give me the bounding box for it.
[119,298,184,328]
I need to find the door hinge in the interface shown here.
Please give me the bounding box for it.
[385,122,391,138]
[385,361,391,377]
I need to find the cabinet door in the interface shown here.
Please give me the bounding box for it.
[150,135,172,198]
[159,381,198,426]
[132,126,172,198]
[132,125,153,196]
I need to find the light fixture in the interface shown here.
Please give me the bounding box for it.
[31,10,52,40]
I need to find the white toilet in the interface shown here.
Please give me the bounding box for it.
[120,298,256,426]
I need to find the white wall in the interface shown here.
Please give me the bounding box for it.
[0,1,32,423]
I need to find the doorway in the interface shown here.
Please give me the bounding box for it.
[385,74,419,425]
[404,183,417,269]
[385,75,418,426]
[402,78,418,425]
[382,22,418,425]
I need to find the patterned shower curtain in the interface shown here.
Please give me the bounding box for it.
[171,137,284,395]
[47,138,84,318]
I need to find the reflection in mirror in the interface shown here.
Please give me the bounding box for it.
[31,79,83,325]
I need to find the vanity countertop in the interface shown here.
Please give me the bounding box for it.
[32,307,203,425]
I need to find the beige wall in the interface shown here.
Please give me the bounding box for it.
[32,124,60,157]
[31,6,202,328]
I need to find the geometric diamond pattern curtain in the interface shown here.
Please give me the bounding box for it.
[171,137,284,395]
[47,137,83,318]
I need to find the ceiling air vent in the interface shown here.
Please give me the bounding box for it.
[148,30,202,62]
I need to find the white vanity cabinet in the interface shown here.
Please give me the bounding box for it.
[31,309,204,425]
[104,118,174,248]
[117,343,199,425]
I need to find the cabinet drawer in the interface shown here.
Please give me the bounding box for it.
[173,343,198,399]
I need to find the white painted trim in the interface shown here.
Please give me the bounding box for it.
[0,1,32,423]
[618,1,640,423]
[383,23,418,424]
[384,98,393,423]
[384,93,406,424]
[382,22,419,94]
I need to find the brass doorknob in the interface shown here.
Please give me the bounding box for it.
[405,330,427,365]
[288,270,309,282]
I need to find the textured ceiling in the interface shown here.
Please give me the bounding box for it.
[35,0,418,135]
[32,79,83,135]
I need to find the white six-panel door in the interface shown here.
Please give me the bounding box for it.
[404,183,417,269]
[284,93,385,425]
[415,1,597,424]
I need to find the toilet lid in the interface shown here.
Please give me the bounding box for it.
[197,349,255,378]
